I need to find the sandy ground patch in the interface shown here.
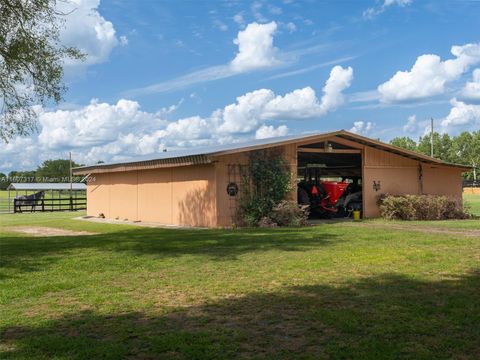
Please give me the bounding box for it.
[8,226,97,237]
[75,216,207,229]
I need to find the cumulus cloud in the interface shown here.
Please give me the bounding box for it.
[1,66,354,172]
[230,22,279,73]
[37,99,167,150]
[255,125,288,139]
[462,68,480,100]
[59,0,121,67]
[378,43,480,103]
[218,65,353,133]
[440,98,480,133]
[320,65,354,112]
[363,0,412,19]
[350,121,375,135]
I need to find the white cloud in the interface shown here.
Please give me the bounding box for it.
[255,125,288,139]
[286,22,297,33]
[37,99,167,150]
[350,121,375,135]
[403,115,419,133]
[218,89,275,133]
[59,0,121,67]
[218,65,353,133]
[119,35,129,46]
[1,66,353,172]
[462,68,480,100]
[233,12,245,26]
[230,22,279,73]
[320,65,354,112]
[378,43,480,103]
[440,98,480,133]
[363,0,412,19]
[125,22,281,96]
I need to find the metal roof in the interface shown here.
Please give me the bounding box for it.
[73,130,471,174]
[83,132,323,167]
[7,183,87,191]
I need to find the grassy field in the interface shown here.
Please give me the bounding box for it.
[464,193,480,216]
[1,212,479,359]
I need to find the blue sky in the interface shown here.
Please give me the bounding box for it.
[1,0,480,172]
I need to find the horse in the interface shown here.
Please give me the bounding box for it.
[14,191,45,213]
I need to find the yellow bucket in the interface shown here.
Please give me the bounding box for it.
[353,210,361,221]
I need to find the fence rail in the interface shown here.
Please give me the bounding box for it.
[463,180,480,188]
[11,197,86,213]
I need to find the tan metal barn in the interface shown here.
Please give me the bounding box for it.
[73,130,470,227]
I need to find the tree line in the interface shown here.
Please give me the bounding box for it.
[389,131,479,181]
[0,159,82,190]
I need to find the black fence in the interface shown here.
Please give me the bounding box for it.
[463,180,480,188]
[13,197,86,213]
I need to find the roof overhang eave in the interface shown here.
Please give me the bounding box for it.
[72,154,213,175]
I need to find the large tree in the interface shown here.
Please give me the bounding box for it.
[417,132,456,163]
[390,131,479,181]
[36,158,81,181]
[452,131,480,181]
[390,137,417,152]
[0,0,83,141]
[0,172,8,189]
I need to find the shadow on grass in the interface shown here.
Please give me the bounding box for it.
[0,227,338,274]
[1,272,479,359]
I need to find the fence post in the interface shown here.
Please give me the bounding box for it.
[70,196,73,211]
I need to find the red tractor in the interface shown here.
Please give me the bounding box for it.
[298,179,362,218]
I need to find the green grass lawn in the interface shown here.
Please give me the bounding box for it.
[464,193,480,216]
[1,212,479,359]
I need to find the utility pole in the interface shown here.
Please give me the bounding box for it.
[430,118,434,158]
[69,152,73,211]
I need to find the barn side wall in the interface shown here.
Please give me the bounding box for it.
[86,164,217,227]
[422,165,463,200]
[363,147,420,217]
[363,146,464,217]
